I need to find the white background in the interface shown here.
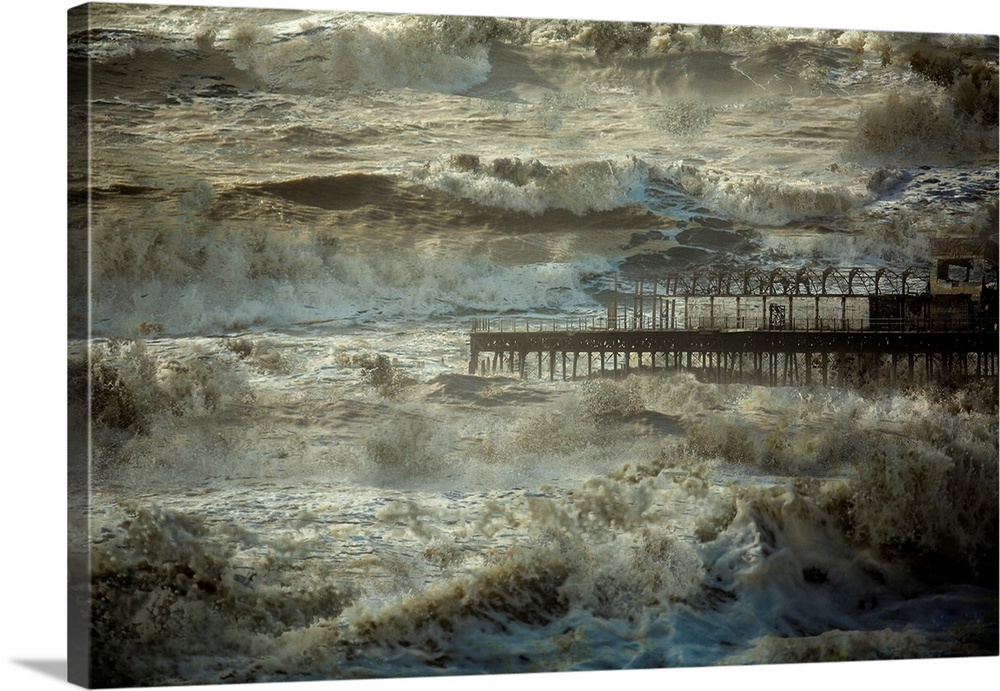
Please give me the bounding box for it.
[2,1,997,689]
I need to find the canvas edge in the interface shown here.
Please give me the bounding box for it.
[68,2,94,688]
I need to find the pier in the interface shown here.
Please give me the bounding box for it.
[468,244,998,387]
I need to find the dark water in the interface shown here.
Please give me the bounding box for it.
[64,2,997,688]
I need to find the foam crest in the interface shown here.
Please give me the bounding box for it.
[225,15,491,94]
[848,90,964,160]
[342,483,703,654]
[416,155,650,216]
[733,628,933,664]
[659,377,999,583]
[847,413,999,582]
[360,413,454,483]
[77,339,256,476]
[91,211,608,333]
[341,542,572,656]
[653,162,863,226]
[559,526,704,620]
[89,502,357,686]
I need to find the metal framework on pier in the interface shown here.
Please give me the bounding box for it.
[654,265,931,297]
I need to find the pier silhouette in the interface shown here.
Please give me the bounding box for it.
[468,241,998,387]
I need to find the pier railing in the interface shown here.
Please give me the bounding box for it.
[471,315,996,334]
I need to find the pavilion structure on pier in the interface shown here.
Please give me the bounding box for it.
[467,243,998,387]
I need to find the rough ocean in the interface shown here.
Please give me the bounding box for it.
[67,2,998,687]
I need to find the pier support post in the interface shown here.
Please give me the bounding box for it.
[469,348,479,374]
[468,307,995,390]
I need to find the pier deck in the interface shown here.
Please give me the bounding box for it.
[468,324,997,386]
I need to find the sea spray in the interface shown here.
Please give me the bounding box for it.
[90,233,610,335]
[89,502,357,687]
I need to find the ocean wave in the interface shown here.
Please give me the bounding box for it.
[415,154,651,216]
[68,26,178,62]
[216,168,666,232]
[89,215,610,334]
[652,162,863,226]
[88,502,358,687]
[847,90,970,161]
[75,6,996,100]
[250,173,397,211]
[652,376,999,585]
[71,339,257,475]
[80,356,998,683]
[221,14,492,94]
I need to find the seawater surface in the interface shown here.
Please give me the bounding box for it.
[67,3,998,687]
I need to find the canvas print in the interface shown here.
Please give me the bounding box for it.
[67,2,998,688]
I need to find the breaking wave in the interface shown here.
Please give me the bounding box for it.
[88,215,609,333]
[652,162,863,226]
[84,375,998,683]
[223,14,492,94]
[415,154,651,216]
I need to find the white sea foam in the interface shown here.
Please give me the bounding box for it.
[416,155,651,216]
[224,14,492,93]
[90,245,611,335]
[653,162,864,226]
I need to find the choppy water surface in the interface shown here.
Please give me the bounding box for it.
[68,4,998,687]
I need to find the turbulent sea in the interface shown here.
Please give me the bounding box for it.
[67,3,999,687]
